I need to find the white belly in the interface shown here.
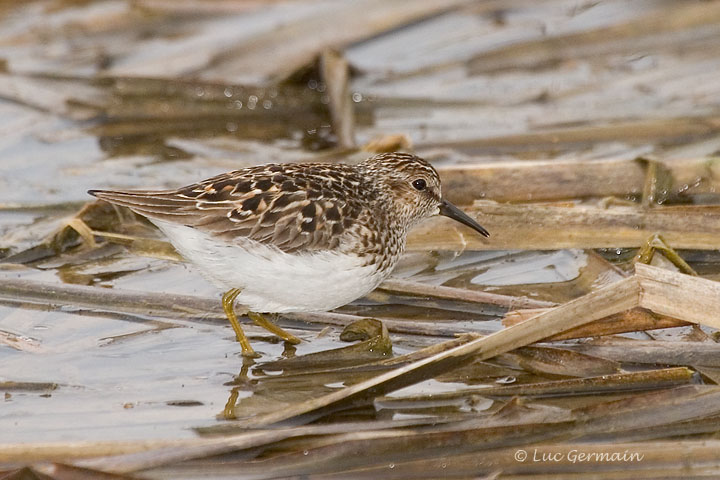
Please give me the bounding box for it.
[152,221,385,313]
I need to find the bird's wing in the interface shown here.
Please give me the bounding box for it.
[88,163,369,254]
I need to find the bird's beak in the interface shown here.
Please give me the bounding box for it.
[438,199,490,237]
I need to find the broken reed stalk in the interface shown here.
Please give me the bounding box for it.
[503,307,690,340]
[422,116,720,156]
[0,381,58,392]
[376,367,696,402]
[319,48,355,149]
[72,419,446,473]
[437,157,651,204]
[0,276,535,337]
[636,264,720,326]
[503,263,720,338]
[563,339,720,367]
[408,202,720,251]
[378,277,555,309]
[0,276,227,320]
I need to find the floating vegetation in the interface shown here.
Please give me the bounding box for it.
[3,1,720,478]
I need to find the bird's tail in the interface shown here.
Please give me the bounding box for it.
[88,189,197,222]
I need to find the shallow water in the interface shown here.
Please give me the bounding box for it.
[2,1,720,477]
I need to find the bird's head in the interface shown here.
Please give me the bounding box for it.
[360,153,489,237]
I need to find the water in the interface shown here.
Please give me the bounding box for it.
[1,2,720,471]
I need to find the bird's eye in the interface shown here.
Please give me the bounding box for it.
[412,179,427,191]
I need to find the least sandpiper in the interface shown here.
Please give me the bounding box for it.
[89,153,489,356]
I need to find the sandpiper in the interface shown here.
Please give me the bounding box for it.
[89,153,489,356]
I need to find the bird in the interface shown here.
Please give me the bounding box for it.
[88,152,489,357]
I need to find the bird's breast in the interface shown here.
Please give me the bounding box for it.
[152,220,390,313]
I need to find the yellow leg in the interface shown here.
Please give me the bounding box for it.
[248,312,301,345]
[222,288,258,357]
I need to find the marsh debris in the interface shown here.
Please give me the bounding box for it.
[4,0,720,478]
